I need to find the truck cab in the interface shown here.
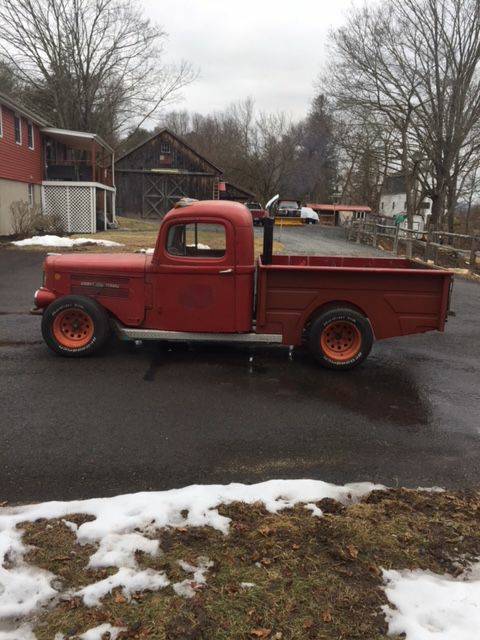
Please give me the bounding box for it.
[145,200,255,333]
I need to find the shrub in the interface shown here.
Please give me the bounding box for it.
[10,200,64,237]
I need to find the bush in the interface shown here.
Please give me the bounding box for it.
[10,200,64,237]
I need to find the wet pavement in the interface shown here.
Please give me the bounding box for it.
[1,228,480,503]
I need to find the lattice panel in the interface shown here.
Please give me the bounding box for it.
[69,186,94,232]
[43,186,70,231]
[42,185,95,233]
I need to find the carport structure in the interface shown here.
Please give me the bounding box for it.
[308,203,372,226]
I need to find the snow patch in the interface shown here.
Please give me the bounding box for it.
[0,625,37,639]
[88,532,159,569]
[240,582,256,589]
[77,567,169,607]
[0,529,56,619]
[383,564,480,640]
[12,235,123,248]
[0,480,381,620]
[173,557,213,598]
[0,565,56,618]
[61,520,78,533]
[304,503,323,518]
[79,623,127,639]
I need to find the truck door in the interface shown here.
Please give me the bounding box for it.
[150,218,237,332]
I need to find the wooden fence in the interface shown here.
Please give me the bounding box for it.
[346,219,479,275]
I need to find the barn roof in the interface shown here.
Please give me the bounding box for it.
[116,128,223,174]
[223,180,256,198]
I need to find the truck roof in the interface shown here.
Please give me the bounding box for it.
[163,200,253,227]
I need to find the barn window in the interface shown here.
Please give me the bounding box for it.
[167,223,226,258]
[160,141,171,153]
[14,114,22,144]
[27,122,34,149]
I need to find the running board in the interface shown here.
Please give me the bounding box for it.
[113,321,283,344]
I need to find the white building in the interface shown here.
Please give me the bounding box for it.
[379,174,432,230]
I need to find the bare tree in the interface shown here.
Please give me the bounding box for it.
[0,0,195,143]
[325,0,480,230]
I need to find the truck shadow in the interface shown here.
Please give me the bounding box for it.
[136,340,430,430]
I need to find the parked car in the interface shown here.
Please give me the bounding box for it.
[277,199,302,219]
[245,201,267,226]
[33,200,453,370]
[300,206,319,224]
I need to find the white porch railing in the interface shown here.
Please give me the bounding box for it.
[41,181,116,234]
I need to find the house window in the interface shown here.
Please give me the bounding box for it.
[392,202,395,211]
[28,183,34,206]
[166,223,226,258]
[381,201,384,211]
[14,115,22,144]
[0,105,3,138]
[404,200,407,209]
[27,122,34,149]
[160,142,171,153]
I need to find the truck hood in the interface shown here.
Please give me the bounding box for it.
[45,252,148,275]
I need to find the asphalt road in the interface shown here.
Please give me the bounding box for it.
[1,226,480,504]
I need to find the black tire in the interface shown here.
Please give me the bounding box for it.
[41,295,110,357]
[308,307,373,370]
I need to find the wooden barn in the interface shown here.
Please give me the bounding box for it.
[219,181,255,203]
[115,129,226,218]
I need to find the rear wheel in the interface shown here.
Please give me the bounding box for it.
[308,307,373,370]
[42,295,110,357]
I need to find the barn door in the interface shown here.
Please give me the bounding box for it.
[142,174,187,218]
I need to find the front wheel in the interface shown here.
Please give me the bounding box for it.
[308,307,373,370]
[41,295,110,357]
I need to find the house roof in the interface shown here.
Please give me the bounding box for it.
[0,90,50,126]
[0,91,113,153]
[116,128,223,174]
[41,127,113,154]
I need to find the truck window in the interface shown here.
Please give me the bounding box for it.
[166,223,226,258]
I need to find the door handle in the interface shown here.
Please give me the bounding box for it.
[219,268,233,275]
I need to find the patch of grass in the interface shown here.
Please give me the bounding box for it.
[17,489,480,639]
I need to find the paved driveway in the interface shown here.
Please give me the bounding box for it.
[1,227,479,504]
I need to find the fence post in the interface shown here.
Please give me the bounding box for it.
[373,222,378,248]
[425,230,431,262]
[469,236,477,274]
[406,228,413,259]
[348,221,354,242]
[393,225,399,255]
[356,220,362,244]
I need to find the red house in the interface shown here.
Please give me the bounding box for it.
[0,90,115,235]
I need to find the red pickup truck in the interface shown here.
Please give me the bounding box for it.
[33,200,453,370]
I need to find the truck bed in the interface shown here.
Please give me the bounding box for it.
[255,255,452,344]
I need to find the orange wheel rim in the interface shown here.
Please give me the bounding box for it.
[52,309,94,349]
[320,321,361,362]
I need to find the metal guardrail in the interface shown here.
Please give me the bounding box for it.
[347,219,479,274]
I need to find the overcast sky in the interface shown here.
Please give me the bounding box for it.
[142,0,356,121]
